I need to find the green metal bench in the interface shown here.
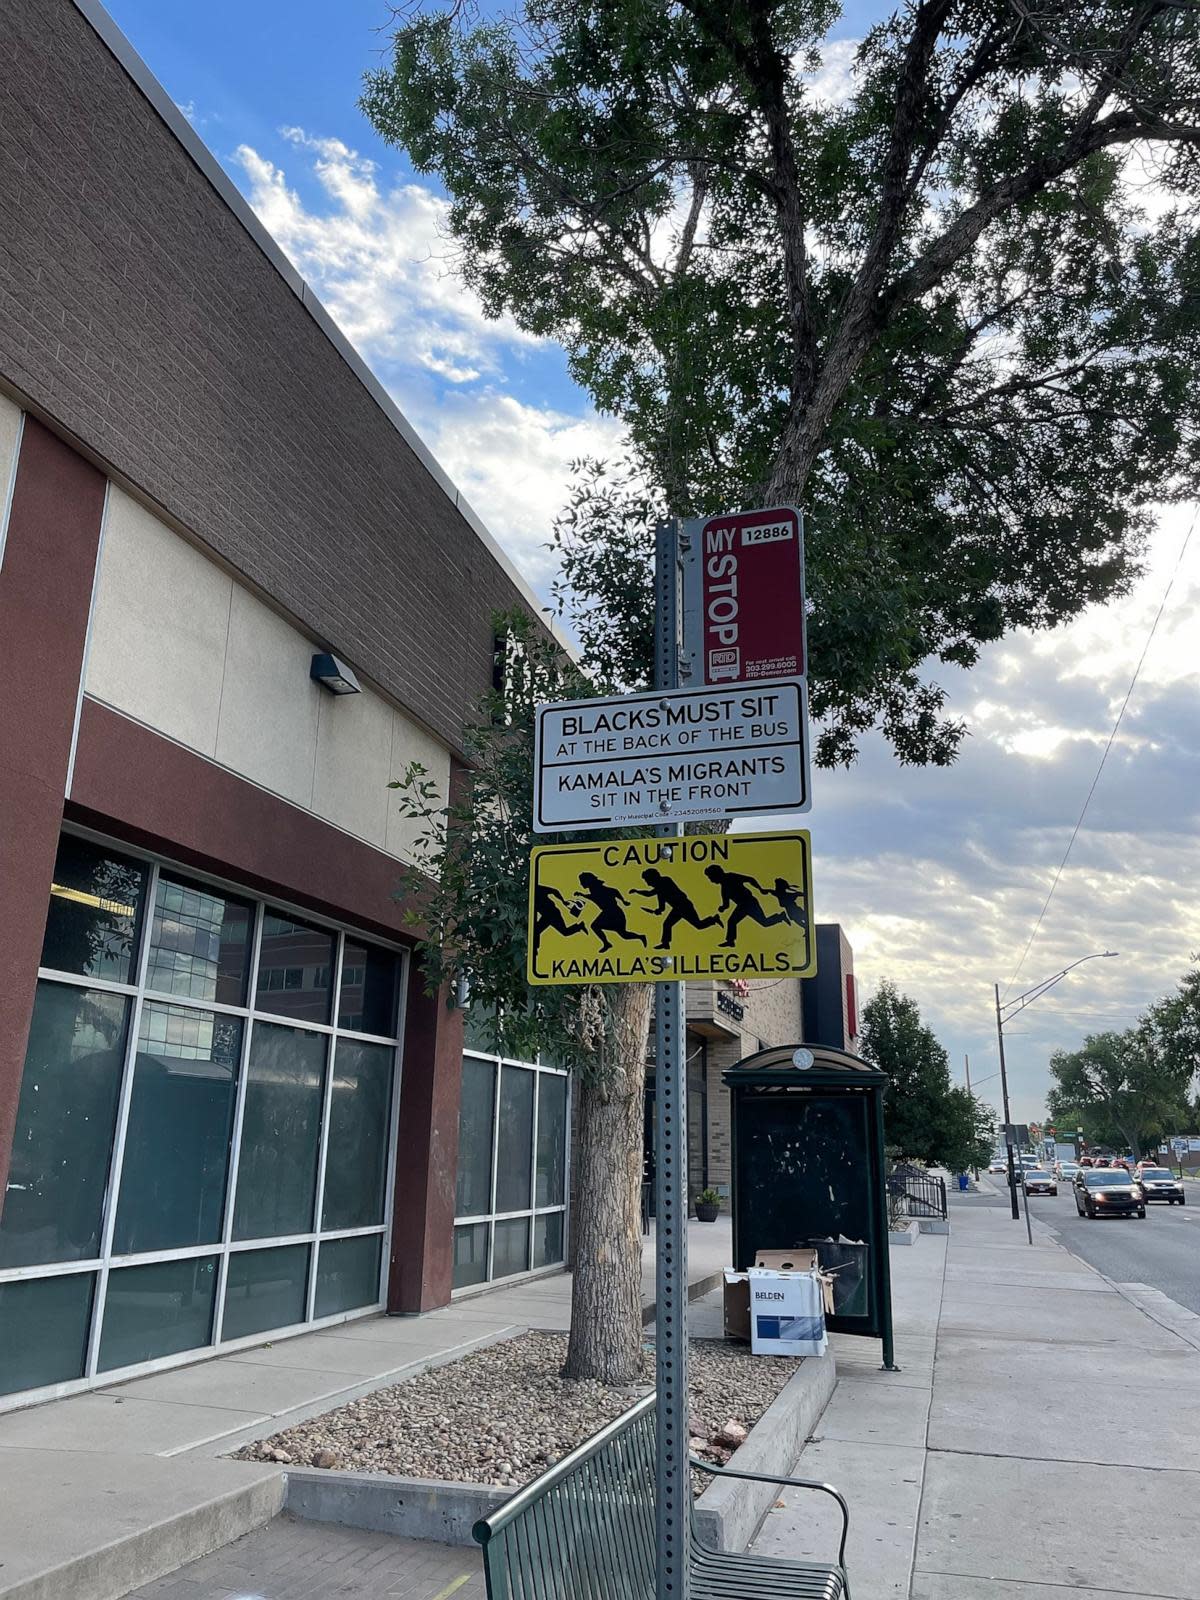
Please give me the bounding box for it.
[473,1392,850,1600]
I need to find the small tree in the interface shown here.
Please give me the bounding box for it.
[391,613,655,1383]
[861,979,955,1164]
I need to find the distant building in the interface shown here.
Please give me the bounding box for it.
[801,925,859,1052]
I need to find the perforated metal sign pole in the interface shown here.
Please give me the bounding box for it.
[654,521,690,1600]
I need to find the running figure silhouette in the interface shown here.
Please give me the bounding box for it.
[703,865,787,948]
[576,872,648,953]
[631,867,720,950]
[763,876,808,929]
[532,884,586,942]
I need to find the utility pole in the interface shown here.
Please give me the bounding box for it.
[994,984,1020,1221]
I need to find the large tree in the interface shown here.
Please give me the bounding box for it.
[365,0,1200,762]
[1046,1027,1195,1156]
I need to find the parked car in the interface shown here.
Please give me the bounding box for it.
[1054,1161,1080,1182]
[1134,1167,1186,1205]
[1074,1168,1145,1218]
[1023,1170,1058,1196]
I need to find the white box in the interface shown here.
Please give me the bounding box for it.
[747,1267,827,1357]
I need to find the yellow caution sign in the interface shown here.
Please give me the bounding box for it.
[527,830,814,985]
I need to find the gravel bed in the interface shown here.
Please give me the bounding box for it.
[235,1332,803,1494]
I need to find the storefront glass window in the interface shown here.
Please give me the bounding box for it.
[99,1255,217,1372]
[41,835,145,984]
[322,1040,393,1230]
[0,983,129,1268]
[233,1023,325,1240]
[338,941,398,1036]
[0,1274,94,1396]
[112,1002,242,1254]
[452,1029,568,1291]
[536,1074,567,1208]
[456,1056,495,1218]
[315,1234,382,1318]
[223,1245,310,1340]
[0,833,404,1407]
[255,911,335,1025]
[146,875,252,1005]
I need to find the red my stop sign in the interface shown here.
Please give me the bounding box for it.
[697,505,806,684]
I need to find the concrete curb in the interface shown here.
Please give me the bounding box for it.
[284,1465,500,1546]
[918,1218,950,1235]
[642,1268,725,1325]
[692,1350,838,1554]
[1,1471,285,1600]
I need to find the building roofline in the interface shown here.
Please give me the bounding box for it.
[72,0,570,650]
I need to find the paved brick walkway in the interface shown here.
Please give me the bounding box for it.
[128,1515,486,1599]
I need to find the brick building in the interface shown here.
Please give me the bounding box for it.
[0,0,572,1405]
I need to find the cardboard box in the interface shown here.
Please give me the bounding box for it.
[723,1270,750,1342]
[753,1248,835,1315]
[748,1268,828,1357]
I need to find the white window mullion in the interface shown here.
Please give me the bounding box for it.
[376,949,407,1307]
[485,1059,503,1282]
[211,901,265,1346]
[306,932,345,1320]
[84,860,160,1378]
[527,1066,540,1273]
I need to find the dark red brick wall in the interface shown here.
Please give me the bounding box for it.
[0,0,534,755]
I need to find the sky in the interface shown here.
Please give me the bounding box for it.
[103,0,1200,1124]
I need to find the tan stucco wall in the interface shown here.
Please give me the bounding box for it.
[83,486,450,863]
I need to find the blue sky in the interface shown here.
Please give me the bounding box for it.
[101,1,1200,1124]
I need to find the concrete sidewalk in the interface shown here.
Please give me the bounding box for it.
[0,1218,729,1600]
[752,1180,1200,1600]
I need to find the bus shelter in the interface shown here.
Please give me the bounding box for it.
[723,1043,896,1369]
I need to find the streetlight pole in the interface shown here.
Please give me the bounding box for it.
[993,951,1119,1238]
[964,1054,979,1181]
[993,985,1020,1221]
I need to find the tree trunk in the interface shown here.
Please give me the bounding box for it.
[562,982,654,1383]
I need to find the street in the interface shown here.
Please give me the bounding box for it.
[1020,1186,1200,1314]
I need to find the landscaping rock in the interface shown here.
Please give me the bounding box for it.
[235,1331,802,1497]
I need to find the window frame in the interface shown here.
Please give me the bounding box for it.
[0,825,407,1411]
[451,1044,571,1293]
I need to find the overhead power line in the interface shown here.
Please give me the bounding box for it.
[1004,506,1199,998]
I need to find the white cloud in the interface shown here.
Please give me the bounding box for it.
[423,392,625,584]
[232,128,625,579]
[791,502,1200,1121]
[235,128,539,385]
[799,38,861,109]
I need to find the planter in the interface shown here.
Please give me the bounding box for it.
[695,1204,721,1222]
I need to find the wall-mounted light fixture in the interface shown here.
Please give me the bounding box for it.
[310,652,361,696]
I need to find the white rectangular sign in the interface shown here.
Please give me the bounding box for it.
[533,678,810,833]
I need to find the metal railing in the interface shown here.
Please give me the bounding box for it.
[887,1164,947,1221]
